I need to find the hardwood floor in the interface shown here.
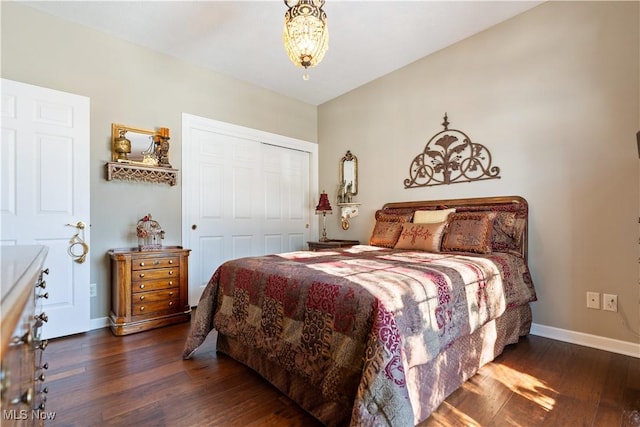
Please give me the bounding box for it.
[42,317,640,426]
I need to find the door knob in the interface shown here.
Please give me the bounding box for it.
[191,224,197,230]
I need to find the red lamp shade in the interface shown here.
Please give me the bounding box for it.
[315,191,332,213]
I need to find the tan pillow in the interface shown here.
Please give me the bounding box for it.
[369,211,414,248]
[394,221,448,252]
[413,208,456,224]
[441,212,496,254]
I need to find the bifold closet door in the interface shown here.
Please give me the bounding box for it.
[183,117,312,305]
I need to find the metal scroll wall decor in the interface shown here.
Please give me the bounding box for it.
[404,113,501,188]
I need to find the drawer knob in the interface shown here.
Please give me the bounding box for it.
[12,331,32,346]
[140,306,145,312]
[140,262,145,267]
[12,388,33,405]
[168,281,173,285]
[154,260,160,265]
[139,284,145,289]
[139,295,145,301]
[169,271,174,275]
[169,260,174,264]
[169,292,174,296]
[169,301,174,307]
[37,280,47,289]
[35,312,48,323]
[0,367,9,392]
[139,273,145,278]
[35,339,48,351]
[38,291,49,299]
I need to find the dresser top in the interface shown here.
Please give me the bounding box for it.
[108,246,188,254]
[1,245,48,355]
[1,245,48,303]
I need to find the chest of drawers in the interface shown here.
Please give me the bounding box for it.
[108,246,191,336]
[1,245,49,425]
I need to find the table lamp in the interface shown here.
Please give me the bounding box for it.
[315,191,333,242]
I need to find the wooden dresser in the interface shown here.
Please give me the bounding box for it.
[307,239,360,251]
[1,245,49,425]
[109,246,191,336]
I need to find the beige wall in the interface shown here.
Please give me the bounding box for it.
[1,2,318,320]
[319,1,639,344]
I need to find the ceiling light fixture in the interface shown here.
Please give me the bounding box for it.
[283,0,329,80]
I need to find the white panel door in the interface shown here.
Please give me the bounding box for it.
[1,79,90,339]
[187,127,262,303]
[262,144,310,254]
[183,114,316,305]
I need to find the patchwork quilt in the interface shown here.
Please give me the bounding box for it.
[183,245,536,426]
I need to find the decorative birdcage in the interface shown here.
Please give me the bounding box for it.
[136,214,165,250]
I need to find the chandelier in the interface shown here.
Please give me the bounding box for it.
[283,0,329,71]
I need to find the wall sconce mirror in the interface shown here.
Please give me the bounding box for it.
[337,150,360,230]
[111,123,166,166]
[339,150,358,198]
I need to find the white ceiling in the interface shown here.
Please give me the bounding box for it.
[23,1,542,106]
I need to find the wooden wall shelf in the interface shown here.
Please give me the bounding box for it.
[106,162,178,186]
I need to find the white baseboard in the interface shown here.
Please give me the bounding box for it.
[531,323,640,359]
[89,316,110,331]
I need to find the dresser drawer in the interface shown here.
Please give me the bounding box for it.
[131,278,178,293]
[131,267,179,281]
[132,298,180,316]
[131,256,179,271]
[132,288,179,303]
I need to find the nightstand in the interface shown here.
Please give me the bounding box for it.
[108,246,191,336]
[307,239,360,251]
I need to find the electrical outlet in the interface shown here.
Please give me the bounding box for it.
[586,291,600,309]
[603,293,618,312]
[89,283,97,298]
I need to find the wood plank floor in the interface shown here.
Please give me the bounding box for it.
[42,317,640,426]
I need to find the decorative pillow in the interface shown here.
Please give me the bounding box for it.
[491,211,526,255]
[369,210,414,248]
[413,208,456,224]
[394,221,448,252]
[441,212,496,254]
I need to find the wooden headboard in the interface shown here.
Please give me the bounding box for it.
[381,196,529,260]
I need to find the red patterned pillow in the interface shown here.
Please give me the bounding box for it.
[491,211,525,255]
[441,212,496,254]
[369,210,413,248]
[394,221,448,252]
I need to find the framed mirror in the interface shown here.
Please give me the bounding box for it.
[111,123,163,166]
[339,150,358,197]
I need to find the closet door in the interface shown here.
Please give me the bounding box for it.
[262,144,310,254]
[183,114,316,305]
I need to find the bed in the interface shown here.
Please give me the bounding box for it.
[183,196,536,426]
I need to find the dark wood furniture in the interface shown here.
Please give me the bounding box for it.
[307,239,360,251]
[109,246,191,336]
[1,245,49,423]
